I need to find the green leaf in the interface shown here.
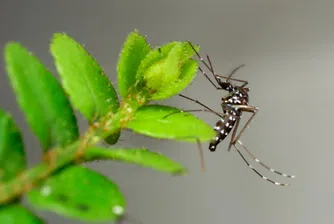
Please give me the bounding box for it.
[141,43,184,91]
[0,204,44,224]
[161,43,183,86]
[151,59,198,100]
[135,42,177,83]
[50,33,121,144]
[136,41,199,100]
[4,43,79,151]
[0,109,25,182]
[27,166,125,222]
[50,33,120,121]
[85,147,186,174]
[117,30,151,98]
[178,42,200,64]
[151,42,199,100]
[126,105,215,142]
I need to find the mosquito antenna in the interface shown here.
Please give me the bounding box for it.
[226,64,246,81]
[237,140,295,178]
[233,144,289,186]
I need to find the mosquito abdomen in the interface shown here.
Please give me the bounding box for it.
[209,114,237,151]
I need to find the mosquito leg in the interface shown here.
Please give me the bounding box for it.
[196,138,206,172]
[233,144,290,186]
[166,93,239,119]
[237,140,296,178]
[206,58,248,87]
[204,54,226,86]
[227,112,242,152]
[163,109,230,119]
[187,41,224,90]
[188,41,248,89]
[178,94,226,118]
[206,55,248,87]
[231,105,258,145]
[198,67,224,90]
[204,50,246,87]
[173,135,206,173]
[228,105,295,179]
[187,41,210,70]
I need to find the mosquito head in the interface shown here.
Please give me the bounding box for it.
[234,85,250,94]
[218,79,235,92]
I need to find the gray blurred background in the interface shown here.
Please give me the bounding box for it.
[1,1,333,223]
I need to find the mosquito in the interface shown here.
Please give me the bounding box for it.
[177,41,295,186]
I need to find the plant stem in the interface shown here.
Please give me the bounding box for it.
[0,91,148,204]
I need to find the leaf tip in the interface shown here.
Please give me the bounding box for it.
[52,32,68,41]
[4,41,19,50]
[173,168,188,176]
[4,42,23,57]
[50,32,73,50]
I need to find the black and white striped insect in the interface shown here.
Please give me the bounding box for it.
[178,42,295,186]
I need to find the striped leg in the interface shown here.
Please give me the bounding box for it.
[220,105,258,152]
[175,136,206,173]
[177,94,240,119]
[227,112,241,152]
[237,140,295,178]
[163,108,238,120]
[228,105,295,180]
[233,144,290,186]
[231,105,259,146]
